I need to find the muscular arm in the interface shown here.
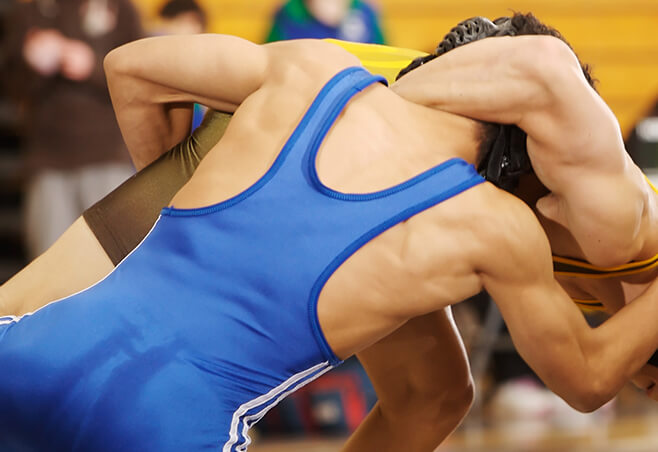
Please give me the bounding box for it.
[104,34,268,169]
[392,35,647,266]
[343,310,473,452]
[479,192,658,411]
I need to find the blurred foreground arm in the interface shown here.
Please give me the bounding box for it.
[104,34,267,169]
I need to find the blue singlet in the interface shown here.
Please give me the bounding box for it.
[0,67,484,451]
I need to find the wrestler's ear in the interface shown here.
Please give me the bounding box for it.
[535,193,568,228]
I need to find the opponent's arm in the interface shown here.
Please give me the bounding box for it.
[392,35,645,266]
[343,310,473,452]
[104,34,268,169]
[478,193,658,411]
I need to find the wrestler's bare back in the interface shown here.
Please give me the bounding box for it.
[168,40,499,359]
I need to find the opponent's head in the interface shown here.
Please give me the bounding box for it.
[396,13,597,192]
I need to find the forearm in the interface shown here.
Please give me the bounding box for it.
[506,280,658,412]
[84,110,232,264]
[104,52,194,170]
[484,203,658,412]
[391,36,565,125]
[104,35,266,170]
[586,282,658,400]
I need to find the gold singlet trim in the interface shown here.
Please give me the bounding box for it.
[553,253,658,279]
[326,39,428,85]
[571,298,606,312]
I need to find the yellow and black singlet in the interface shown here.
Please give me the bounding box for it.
[553,254,658,312]
[553,175,658,312]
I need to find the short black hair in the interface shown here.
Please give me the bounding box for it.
[160,0,206,25]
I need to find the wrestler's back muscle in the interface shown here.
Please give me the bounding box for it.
[169,40,489,356]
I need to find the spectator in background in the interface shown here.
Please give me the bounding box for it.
[266,0,385,44]
[3,0,142,258]
[157,0,206,36]
[627,99,658,172]
[154,0,207,130]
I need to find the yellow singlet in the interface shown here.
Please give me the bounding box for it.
[326,39,428,84]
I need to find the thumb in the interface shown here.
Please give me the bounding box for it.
[536,193,568,228]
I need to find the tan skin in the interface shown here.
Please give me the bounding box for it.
[393,34,658,397]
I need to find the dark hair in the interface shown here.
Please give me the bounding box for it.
[396,12,597,192]
[160,0,206,25]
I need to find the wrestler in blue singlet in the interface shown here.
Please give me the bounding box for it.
[0,67,484,451]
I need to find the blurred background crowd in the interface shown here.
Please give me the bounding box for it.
[1,1,657,450]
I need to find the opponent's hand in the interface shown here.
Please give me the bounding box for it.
[22,28,65,76]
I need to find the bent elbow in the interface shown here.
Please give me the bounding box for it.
[103,42,140,82]
[424,376,475,428]
[103,46,131,82]
[513,36,582,100]
[103,47,120,77]
[563,377,617,413]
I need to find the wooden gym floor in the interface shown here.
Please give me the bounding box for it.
[251,387,658,452]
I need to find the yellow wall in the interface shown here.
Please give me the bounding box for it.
[134,0,658,136]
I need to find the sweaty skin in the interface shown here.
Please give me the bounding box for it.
[391,33,658,396]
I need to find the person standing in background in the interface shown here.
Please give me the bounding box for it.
[266,0,385,44]
[626,98,658,172]
[157,0,206,36]
[155,0,207,130]
[3,0,142,258]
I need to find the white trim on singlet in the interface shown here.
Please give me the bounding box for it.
[0,315,18,325]
[222,361,332,452]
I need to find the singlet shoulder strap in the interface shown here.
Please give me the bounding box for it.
[264,66,386,181]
